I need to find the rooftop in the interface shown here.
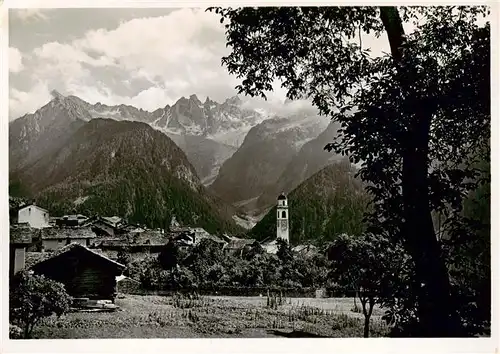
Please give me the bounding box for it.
[31,243,126,271]
[10,226,36,244]
[19,204,48,213]
[100,216,124,226]
[41,226,96,240]
[223,238,256,250]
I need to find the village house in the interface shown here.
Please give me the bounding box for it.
[94,229,168,259]
[261,239,279,254]
[223,237,258,256]
[91,216,129,237]
[40,226,97,251]
[167,228,227,250]
[17,204,50,229]
[56,214,91,227]
[31,243,125,302]
[170,230,195,247]
[9,225,34,276]
[168,216,225,247]
[292,244,318,258]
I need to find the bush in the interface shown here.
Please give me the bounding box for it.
[9,324,23,339]
[10,271,71,338]
[134,237,331,292]
[160,266,197,289]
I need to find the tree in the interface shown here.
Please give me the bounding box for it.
[276,238,293,264]
[9,271,71,339]
[138,256,163,289]
[328,233,407,337]
[183,238,225,286]
[242,241,265,260]
[160,266,197,289]
[117,246,132,272]
[209,6,489,335]
[158,241,181,270]
[441,143,491,335]
[293,252,329,288]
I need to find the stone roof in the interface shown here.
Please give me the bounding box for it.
[223,238,256,250]
[41,226,96,240]
[10,226,36,244]
[61,214,88,220]
[128,230,166,245]
[101,216,123,225]
[195,233,226,245]
[96,239,125,247]
[96,230,168,247]
[292,244,318,257]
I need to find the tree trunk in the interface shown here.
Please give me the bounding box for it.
[23,320,33,339]
[360,296,374,338]
[363,315,370,338]
[379,6,460,336]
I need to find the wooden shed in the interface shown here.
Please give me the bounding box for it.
[31,243,125,301]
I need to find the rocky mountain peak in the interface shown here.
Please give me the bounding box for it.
[189,94,201,103]
[224,95,242,106]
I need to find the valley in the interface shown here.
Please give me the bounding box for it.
[9,90,359,242]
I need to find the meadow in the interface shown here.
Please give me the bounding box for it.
[32,294,389,338]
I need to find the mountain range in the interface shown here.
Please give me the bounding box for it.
[10,118,241,235]
[209,114,330,208]
[9,90,349,237]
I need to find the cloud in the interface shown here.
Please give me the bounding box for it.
[9,81,52,118]
[9,47,24,73]
[13,9,50,23]
[9,8,241,117]
[9,8,306,119]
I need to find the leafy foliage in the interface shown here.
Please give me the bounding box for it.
[117,247,132,270]
[136,238,329,291]
[327,233,409,337]
[158,241,182,270]
[441,146,491,335]
[10,271,72,339]
[209,5,490,335]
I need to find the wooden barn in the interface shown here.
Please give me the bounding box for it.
[31,243,125,301]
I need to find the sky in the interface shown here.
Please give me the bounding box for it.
[8,7,391,120]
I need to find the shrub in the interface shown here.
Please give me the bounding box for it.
[10,271,71,338]
[9,324,23,339]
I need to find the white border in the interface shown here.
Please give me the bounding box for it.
[1,1,498,353]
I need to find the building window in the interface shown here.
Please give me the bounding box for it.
[282,211,286,218]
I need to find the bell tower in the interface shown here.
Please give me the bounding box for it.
[276,193,289,243]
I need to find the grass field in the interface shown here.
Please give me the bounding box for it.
[31,294,389,339]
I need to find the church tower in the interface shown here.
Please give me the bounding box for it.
[276,193,289,243]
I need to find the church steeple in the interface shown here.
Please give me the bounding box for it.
[276,192,289,243]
